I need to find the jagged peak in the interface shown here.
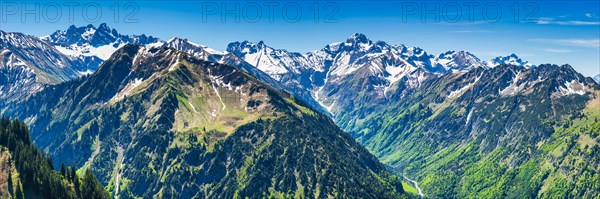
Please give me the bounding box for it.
[435,50,481,64]
[163,37,222,56]
[226,40,276,54]
[372,40,389,47]
[98,23,110,31]
[347,33,370,44]
[438,50,476,57]
[43,24,159,47]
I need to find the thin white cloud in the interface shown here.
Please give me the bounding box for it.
[544,48,572,53]
[585,13,593,18]
[530,17,600,25]
[535,19,600,25]
[448,30,495,33]
[531,39,600,48]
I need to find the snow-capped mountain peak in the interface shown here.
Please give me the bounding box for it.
[41,24,162,72]
[226,40,313,78]
[433,50,486,72]
[333,33,378,53]
[487,53,535,68]
[593,74,600,83]
[226,40,267,54]
[43,23,161,49]
[162,37,223,59]
[346,33,371,44]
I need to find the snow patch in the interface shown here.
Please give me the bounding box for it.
[207,69,228,111]
[78,70,94,76]
[466,108,474,126]
[499,71,525,96]
[448,76,480,99]
[55,42,122,60]
[110,78,144,102]
[168,54,181,72]
[556,80,586,96]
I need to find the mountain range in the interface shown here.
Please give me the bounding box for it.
[226,34,538,117]
[42,23,161,66]
[224,33,600,197]
[2,43,406,198]
[353,64,600,197]
[1,24,599,198]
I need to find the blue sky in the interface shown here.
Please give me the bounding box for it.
[1,0,599,76]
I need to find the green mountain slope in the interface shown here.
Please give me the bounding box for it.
[346,64,600,198]
[0,117,109,199]
[3,44,406,198]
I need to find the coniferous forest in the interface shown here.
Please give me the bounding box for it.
[0,117,109,199]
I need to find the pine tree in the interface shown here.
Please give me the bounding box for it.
[81,169,109,199]
[46,156,54,170]
[60,163,67,177]
[70,166,77,182]
[73,172,81,196]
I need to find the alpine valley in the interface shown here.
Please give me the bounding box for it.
[1,24,599,198]
[227,34,600,198]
